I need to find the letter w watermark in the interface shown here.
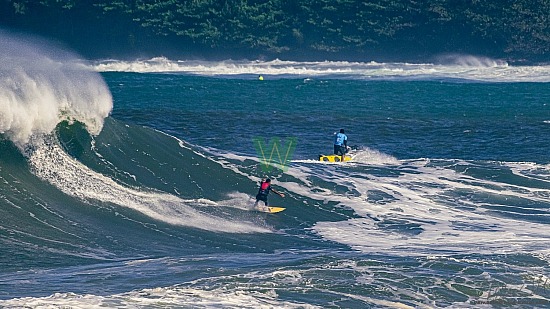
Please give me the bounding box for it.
[253,137,297,173]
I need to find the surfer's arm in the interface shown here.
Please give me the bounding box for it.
[271,188,285,198]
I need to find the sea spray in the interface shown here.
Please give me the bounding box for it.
[0,30,112,146]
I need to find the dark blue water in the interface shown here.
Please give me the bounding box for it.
[109,74,550,163]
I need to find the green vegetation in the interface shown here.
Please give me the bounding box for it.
[1,0,548,62]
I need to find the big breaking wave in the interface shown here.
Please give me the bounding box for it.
[0,30,267,233]
[0,30,112,146]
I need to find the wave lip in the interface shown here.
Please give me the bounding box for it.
[0,30,112,146]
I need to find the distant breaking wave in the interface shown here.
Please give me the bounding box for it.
[91,56,550,82]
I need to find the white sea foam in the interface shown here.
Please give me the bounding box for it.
[0,286,319,308]
[90,56,550,82]
[506,161,550,182]
[217,191,258,211]
[0,30,112,146]
[286,158,550,256]
[0,262,424,308]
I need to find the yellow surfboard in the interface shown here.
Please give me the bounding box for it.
[267,207,285,213]
[256,206,286,213]
[318,154,352,162]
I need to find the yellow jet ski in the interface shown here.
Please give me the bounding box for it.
[318,154,352,162]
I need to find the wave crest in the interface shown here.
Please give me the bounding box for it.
[0,30,112,146]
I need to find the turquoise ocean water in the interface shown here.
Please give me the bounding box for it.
[1,39,550,308]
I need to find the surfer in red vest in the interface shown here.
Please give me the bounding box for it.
[254,178,285,207]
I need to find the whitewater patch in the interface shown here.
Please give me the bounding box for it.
[0,259,421,308]
[25,135,269,234]
[0,287,319,309]
[290,158,550,256]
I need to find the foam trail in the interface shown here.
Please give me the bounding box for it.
[26,135,268,233]
[0,30,112,146]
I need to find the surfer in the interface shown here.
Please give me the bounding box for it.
[254,178,284,207]
[334,129,348,159]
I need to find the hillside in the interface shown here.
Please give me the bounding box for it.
[0,0,548,63]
